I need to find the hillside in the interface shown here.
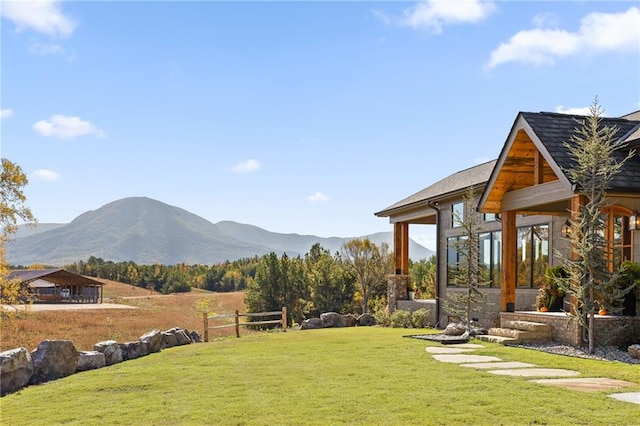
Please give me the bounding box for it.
[8,197,433,266]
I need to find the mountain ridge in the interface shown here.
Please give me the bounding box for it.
[8,197,434,266]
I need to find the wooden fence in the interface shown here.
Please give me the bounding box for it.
[203,307,287,342]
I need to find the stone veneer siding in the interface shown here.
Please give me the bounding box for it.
[501,311,640,347]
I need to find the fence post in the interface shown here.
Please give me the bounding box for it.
[235,309,240,338]
[282,306,287,332]
[203,312,209,343]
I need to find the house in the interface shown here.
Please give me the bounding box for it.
[7,269,104,303]
[375,110,640,346]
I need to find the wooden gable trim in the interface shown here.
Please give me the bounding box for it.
[479,114,573,213]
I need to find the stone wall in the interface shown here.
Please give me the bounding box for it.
[1,326,201,397]
[501,311,640,347]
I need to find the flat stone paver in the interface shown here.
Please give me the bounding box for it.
[609,392,640,404]
[444,343,485,349]
[532,378,637,393]
[432,354,503,363]
[426,347,475,354]
[488,368,579,377]
[460,361,536,369]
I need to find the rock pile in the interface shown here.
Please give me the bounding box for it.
[300,312,376,330]
[0,327,201,396]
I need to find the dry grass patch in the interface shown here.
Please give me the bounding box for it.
[1,280,247,351]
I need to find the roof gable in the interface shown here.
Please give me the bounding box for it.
[479,111,640,213]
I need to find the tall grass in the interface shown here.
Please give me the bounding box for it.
[1,280,246,350]
[2,328,639,425]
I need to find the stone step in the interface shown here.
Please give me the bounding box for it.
[488,327,551,344]
[477,335,519,345]
[502,320,552,332]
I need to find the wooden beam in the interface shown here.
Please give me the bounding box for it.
[501,210,516,312]
[393,222,410,275]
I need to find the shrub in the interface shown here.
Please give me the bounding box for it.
[373,308,390,327]
[411,309,430,329]
[389,310,412,328]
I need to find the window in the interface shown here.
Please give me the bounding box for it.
[448,231,501,287]
[451,202,464,228]
[447,236,467,286]
[602,206,633,271]
[516,224,549,288]
[484,213,497,222]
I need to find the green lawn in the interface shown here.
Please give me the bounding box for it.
[2,327,639,425]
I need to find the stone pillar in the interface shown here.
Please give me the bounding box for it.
[387,274,409,313]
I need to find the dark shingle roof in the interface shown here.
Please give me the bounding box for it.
[375,160,496,216]
[522,112,640,193]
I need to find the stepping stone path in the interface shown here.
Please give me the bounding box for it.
[424,342,639,404]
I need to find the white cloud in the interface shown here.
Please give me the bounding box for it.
[33,114,105,139]
[307,192,329,203]
[28,41,65,56]
[1,0,76,38]
[488,7,640,68]
[387,0,496,33]
[31,169,62,182]
[1,109,14,119]
[230,159,261,173]
[555,105,592,116]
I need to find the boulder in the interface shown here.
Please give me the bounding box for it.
[300,318,324,330]
[161,331,179,349]
[320,312,358,328]
[443,322,467,336]
[77,351,106,372]
[1,347,34,396]
[119,341,148,361]
[357,314,377,327]
[189,330,203,343]
[139,329,163,353]
[175,329,192,345]
[94,340,123,366]
[628,344,640,359]
[29,340,79,385]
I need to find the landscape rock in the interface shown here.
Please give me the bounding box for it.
[94,340,123,366]
[76,351,106,372]
[139,329,163,353]
[357,314,377,327]
[300,318,325,330]
[189,330,203,343]
[1,347,34,396]
[443,322,467,336]
[628,344,640,359]
[29,340,79,385]
[161,330,179,349]
[320,312,358,328]
[119,341,148,361]
[175,329,193,345]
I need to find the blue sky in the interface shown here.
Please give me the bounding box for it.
[1,1,639,250]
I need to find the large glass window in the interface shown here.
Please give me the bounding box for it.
[517,224,549,288]
[448,231,501,287]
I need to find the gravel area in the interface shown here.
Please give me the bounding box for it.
[516,343,640,365]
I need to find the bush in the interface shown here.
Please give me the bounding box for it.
[411,309,431,328]
[389,310,412,328]
[373,309,390,327]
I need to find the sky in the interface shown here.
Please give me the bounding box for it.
[1,0,639,251]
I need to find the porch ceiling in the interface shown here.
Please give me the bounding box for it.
[483,129,560,213]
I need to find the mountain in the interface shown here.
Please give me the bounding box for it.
[7,197,434,266]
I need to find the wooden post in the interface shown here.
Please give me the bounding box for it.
[235,309,240,338]
[501,210,517,312]
[203,312,209,343]
[281,307,287,332]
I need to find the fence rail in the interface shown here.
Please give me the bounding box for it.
[203,307,287,341]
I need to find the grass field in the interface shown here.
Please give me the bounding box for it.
[1,327,639,425]
[1,280,246,351]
